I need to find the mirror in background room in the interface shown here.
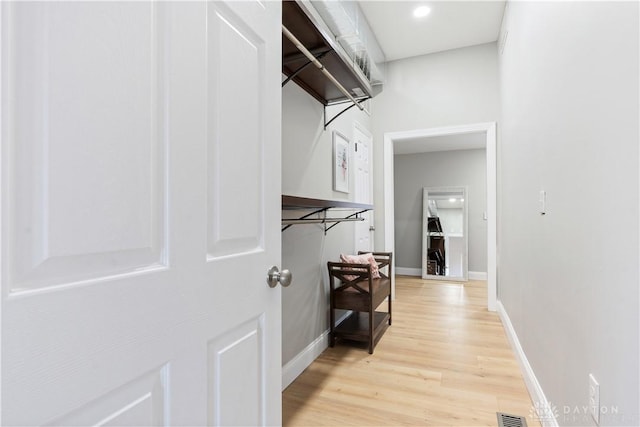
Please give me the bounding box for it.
[422,187,468,281]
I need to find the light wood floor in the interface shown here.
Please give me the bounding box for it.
[282,276,539,426]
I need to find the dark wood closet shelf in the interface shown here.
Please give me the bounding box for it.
[282,1,372,106]
[282,195,372,210]
[281,195,373,233]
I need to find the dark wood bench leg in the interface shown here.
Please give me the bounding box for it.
[368,306,374,354]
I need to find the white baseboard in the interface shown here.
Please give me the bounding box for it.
[497,301,559,427]
[396,267,421,276]
[282,330,329,391]
[469,271,488,280]
[395,269,487,280]
[282,312,351,391]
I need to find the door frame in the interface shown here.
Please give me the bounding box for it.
[382,122,497,311]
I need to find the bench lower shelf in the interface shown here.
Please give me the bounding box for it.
[331,311,390,352]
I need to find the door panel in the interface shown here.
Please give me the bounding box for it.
[1,1,281,425]
[353,125,373,252]
[203,1,281,424]
[6,1,166,294]
[206,2,264,258]
[208,316,263,427]
[45,366,170,426]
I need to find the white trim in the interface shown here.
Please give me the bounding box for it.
[281,312,351,391]
[0,3,3,415]
[383,137,395,300]
[486,123,497,311]
[497,301,559,427]
[282,330,329,391]
[353,120,372,139]
[396,267,422,276]
[469,271,488,280]
[382,122,497,311]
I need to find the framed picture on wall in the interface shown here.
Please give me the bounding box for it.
[333,131,350,193]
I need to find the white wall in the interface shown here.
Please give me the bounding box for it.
[281,80,372,367]
[393,149,487,272]
[371,43,500,250]
[498,2,639,425]
[438,208,463,236]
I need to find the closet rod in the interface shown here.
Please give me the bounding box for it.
[282,24,364,111]
[281,217,364,225]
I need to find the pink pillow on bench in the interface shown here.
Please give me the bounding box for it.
[340,253,381,279]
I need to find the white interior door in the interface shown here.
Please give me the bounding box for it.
[1,2,282,425]
[353,124,373,252]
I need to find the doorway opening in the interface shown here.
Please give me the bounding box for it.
[382,122,497,311]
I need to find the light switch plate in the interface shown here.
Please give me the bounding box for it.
[539,190,546,215]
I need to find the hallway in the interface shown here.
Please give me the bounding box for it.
[283,276,538,426]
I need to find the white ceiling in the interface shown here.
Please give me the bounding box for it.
[394,132,486,155]
[354,2,501,155]
[358,1,506,62]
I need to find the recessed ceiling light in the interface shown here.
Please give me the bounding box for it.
[413,5,431,18]
[449,198,457,202]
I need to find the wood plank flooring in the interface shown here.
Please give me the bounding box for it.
[282,276,539,426]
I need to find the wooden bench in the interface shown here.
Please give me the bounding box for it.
[327,252,392,354]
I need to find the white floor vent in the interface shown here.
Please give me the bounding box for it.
[497,412,528,427]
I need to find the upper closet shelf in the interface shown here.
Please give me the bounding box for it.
[282,195,373,234]
[282,0,385,111]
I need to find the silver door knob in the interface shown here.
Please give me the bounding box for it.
[267,266,292,288]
